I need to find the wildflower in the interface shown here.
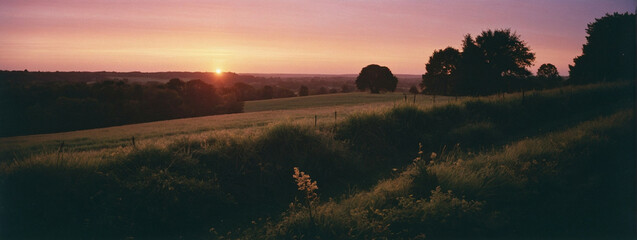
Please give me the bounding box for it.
[292,167,319,225]
[430,152,437,159]
[292,167,318,201]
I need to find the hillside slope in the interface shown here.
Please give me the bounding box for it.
[0,82,634,239]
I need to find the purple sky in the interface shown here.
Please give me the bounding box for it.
[0,0,634,74]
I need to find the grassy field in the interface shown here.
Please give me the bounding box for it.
[244,92,454,112]
[0,82,634,239]
[248,109,635,239]
[0,92,456,160]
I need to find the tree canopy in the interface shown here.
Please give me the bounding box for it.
[0,78,243,136]
[537,63,560,79]
[421,47,461,94]
[422,29,536,95]
[476,29,535,78]
[356,64,398,93]
[569,12,636,84]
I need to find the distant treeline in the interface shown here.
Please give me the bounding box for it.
[0,77,244,137]
[0,71,375,136]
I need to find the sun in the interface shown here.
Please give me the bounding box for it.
[215,69,222,74]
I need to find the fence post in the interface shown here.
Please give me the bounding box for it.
[131,136,136,148]
[315,115,317,127]
[413,94,416,103]
[57,141,65,161]
[334,111,337,122]
[433,94,436,104]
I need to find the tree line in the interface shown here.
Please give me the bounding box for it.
[355,12,634,95]
[0,78,243,137]
[0,72,365,136]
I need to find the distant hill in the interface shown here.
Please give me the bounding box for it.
[0,70,422,91]
[241,73,421,79]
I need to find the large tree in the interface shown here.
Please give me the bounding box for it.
[421,47,461,94]
[454,35,488,95]
[529,63,562,89]
[569,12,636,84]
[537,63,560,79]
[355,64,398,93]
[475,29,535,93]
[476,29,535,78]
[449,29,535,95]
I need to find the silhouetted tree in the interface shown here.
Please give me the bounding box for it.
[421,47,461,94]
[476,29,535,93]
[299,85,309,96]
[477,29,535,77]
[569,12,636,84]
[454,35,487,95]
[537,63,560,79]
[232,82,258,101]
[355,64,398,93]
[527,63,563,90]
[182,79,221,116]
[166,78,185,92]
[446,30,535,95]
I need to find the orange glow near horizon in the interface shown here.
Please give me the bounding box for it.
[0,1,635,75]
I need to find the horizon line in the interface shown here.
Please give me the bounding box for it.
[1,69,425,76]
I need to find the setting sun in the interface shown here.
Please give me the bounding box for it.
[0,1,634,238]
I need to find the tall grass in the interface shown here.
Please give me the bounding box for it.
[0,82,633,239]
[336,81,634,169]
[0,91,453,160]
[0,124,362,239]
[249,109,634,239]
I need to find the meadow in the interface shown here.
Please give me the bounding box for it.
[0,92,456,160]
[0,82,634,239]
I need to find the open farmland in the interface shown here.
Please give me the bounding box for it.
[0,92,457,160]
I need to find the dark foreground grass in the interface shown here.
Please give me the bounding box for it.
[0,82,633,239]
[0,125,359,239]
[335,82,634,170]
[246,109,635,239]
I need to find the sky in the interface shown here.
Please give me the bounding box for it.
[0,0,635,75]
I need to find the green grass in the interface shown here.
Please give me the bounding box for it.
[248,109,635,239]
[0,92,456,162]
[0,82,634,239]
[244,92,455,112]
